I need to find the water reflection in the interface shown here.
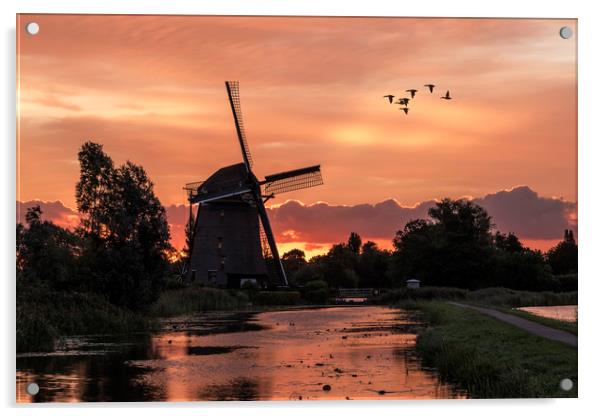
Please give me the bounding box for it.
[17,306,464,402]
[517,305,578,322]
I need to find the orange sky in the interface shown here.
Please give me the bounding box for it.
[16,15,577,254]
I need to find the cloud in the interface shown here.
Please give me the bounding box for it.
[25,93,82,111]
[475,186,577,240]
[18,185,573,252]
[16,200,193,251]
[266,186,576,246]
[17,200,81,230]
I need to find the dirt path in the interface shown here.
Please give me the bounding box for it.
[447,302,577,347]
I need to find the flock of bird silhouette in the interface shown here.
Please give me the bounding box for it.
[383,84,452,115]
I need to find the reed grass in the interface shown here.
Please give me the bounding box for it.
[150,286,250,317]
[467,287,577,307]
[381,286,577,308]
[413,302,578,398]
[17,284,153,353]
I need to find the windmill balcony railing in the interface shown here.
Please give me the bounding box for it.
[183,181,205,199]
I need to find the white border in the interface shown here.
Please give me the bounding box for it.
[2,1,601,415]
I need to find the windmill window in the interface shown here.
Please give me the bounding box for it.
[220,257,226,270]
[207,270,217,283]
[217,237,223,249]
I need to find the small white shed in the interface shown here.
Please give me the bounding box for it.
[406,279,421,289]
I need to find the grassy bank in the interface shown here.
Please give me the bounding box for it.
[412,302,577,398]
[17,284,154,353]
[468,287,577,308]
[503,308,578,335]
[381,286,577,308]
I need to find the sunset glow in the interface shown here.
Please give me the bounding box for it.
[17,15,577,254]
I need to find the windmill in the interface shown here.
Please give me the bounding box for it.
[183,81,323,288]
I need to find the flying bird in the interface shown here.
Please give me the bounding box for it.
[396,98,410,106]
[424,84,435,93]
[383,95,395,103]
[406,89,418,98]
[399,107,409,115]
[440,90,452,100]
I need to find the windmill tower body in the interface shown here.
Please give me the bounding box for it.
[184,82,323,288]
[188,163,267,287]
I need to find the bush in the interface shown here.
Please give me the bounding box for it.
[252,291,301,306]
[16,308,57,353]
[150,286,249,317]
[545,274,578,292]
[468,287,577,307]
[303,280,330,304]
[378,286,468,304]
[379,286,577,308]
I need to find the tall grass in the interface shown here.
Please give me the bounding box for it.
[378,286,468,304]
[150,286,250,317]
[414,302,577,398]
[468,287,577,307]
[380,286,577,308]
[17,284,153,353]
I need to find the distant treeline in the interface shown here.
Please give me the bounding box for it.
[278,199,577,293]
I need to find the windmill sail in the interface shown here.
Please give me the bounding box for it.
[225,81,254,171]
[258,219,283,285]
[262,165,323,195]
[252,192,288,286]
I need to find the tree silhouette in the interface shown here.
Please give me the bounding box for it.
[547,229,578,275]
[391,199,493,288]
[494,231,524,253]
[282,248,307,283]
[17,205,80,290]
[347,232,362,255]
[75,142,171,310]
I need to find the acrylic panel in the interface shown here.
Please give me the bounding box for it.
[16,14,577,402]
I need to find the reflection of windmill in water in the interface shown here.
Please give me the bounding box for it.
[184,81,324,288]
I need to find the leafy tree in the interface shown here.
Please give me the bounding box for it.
[487,248,552,290]
[347,232,362,255]
[389,199,494,289]
[494,231,524,253]
[388,198,563,291]
[388,219,435,286]
[428,198,492,246]
[357,241,391,288]
[282,248,307,284]
[319,243,358,288]
[75,142,171,310]
[17,206,80,290]
[547,229,578,275]
[75,142,115,239]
